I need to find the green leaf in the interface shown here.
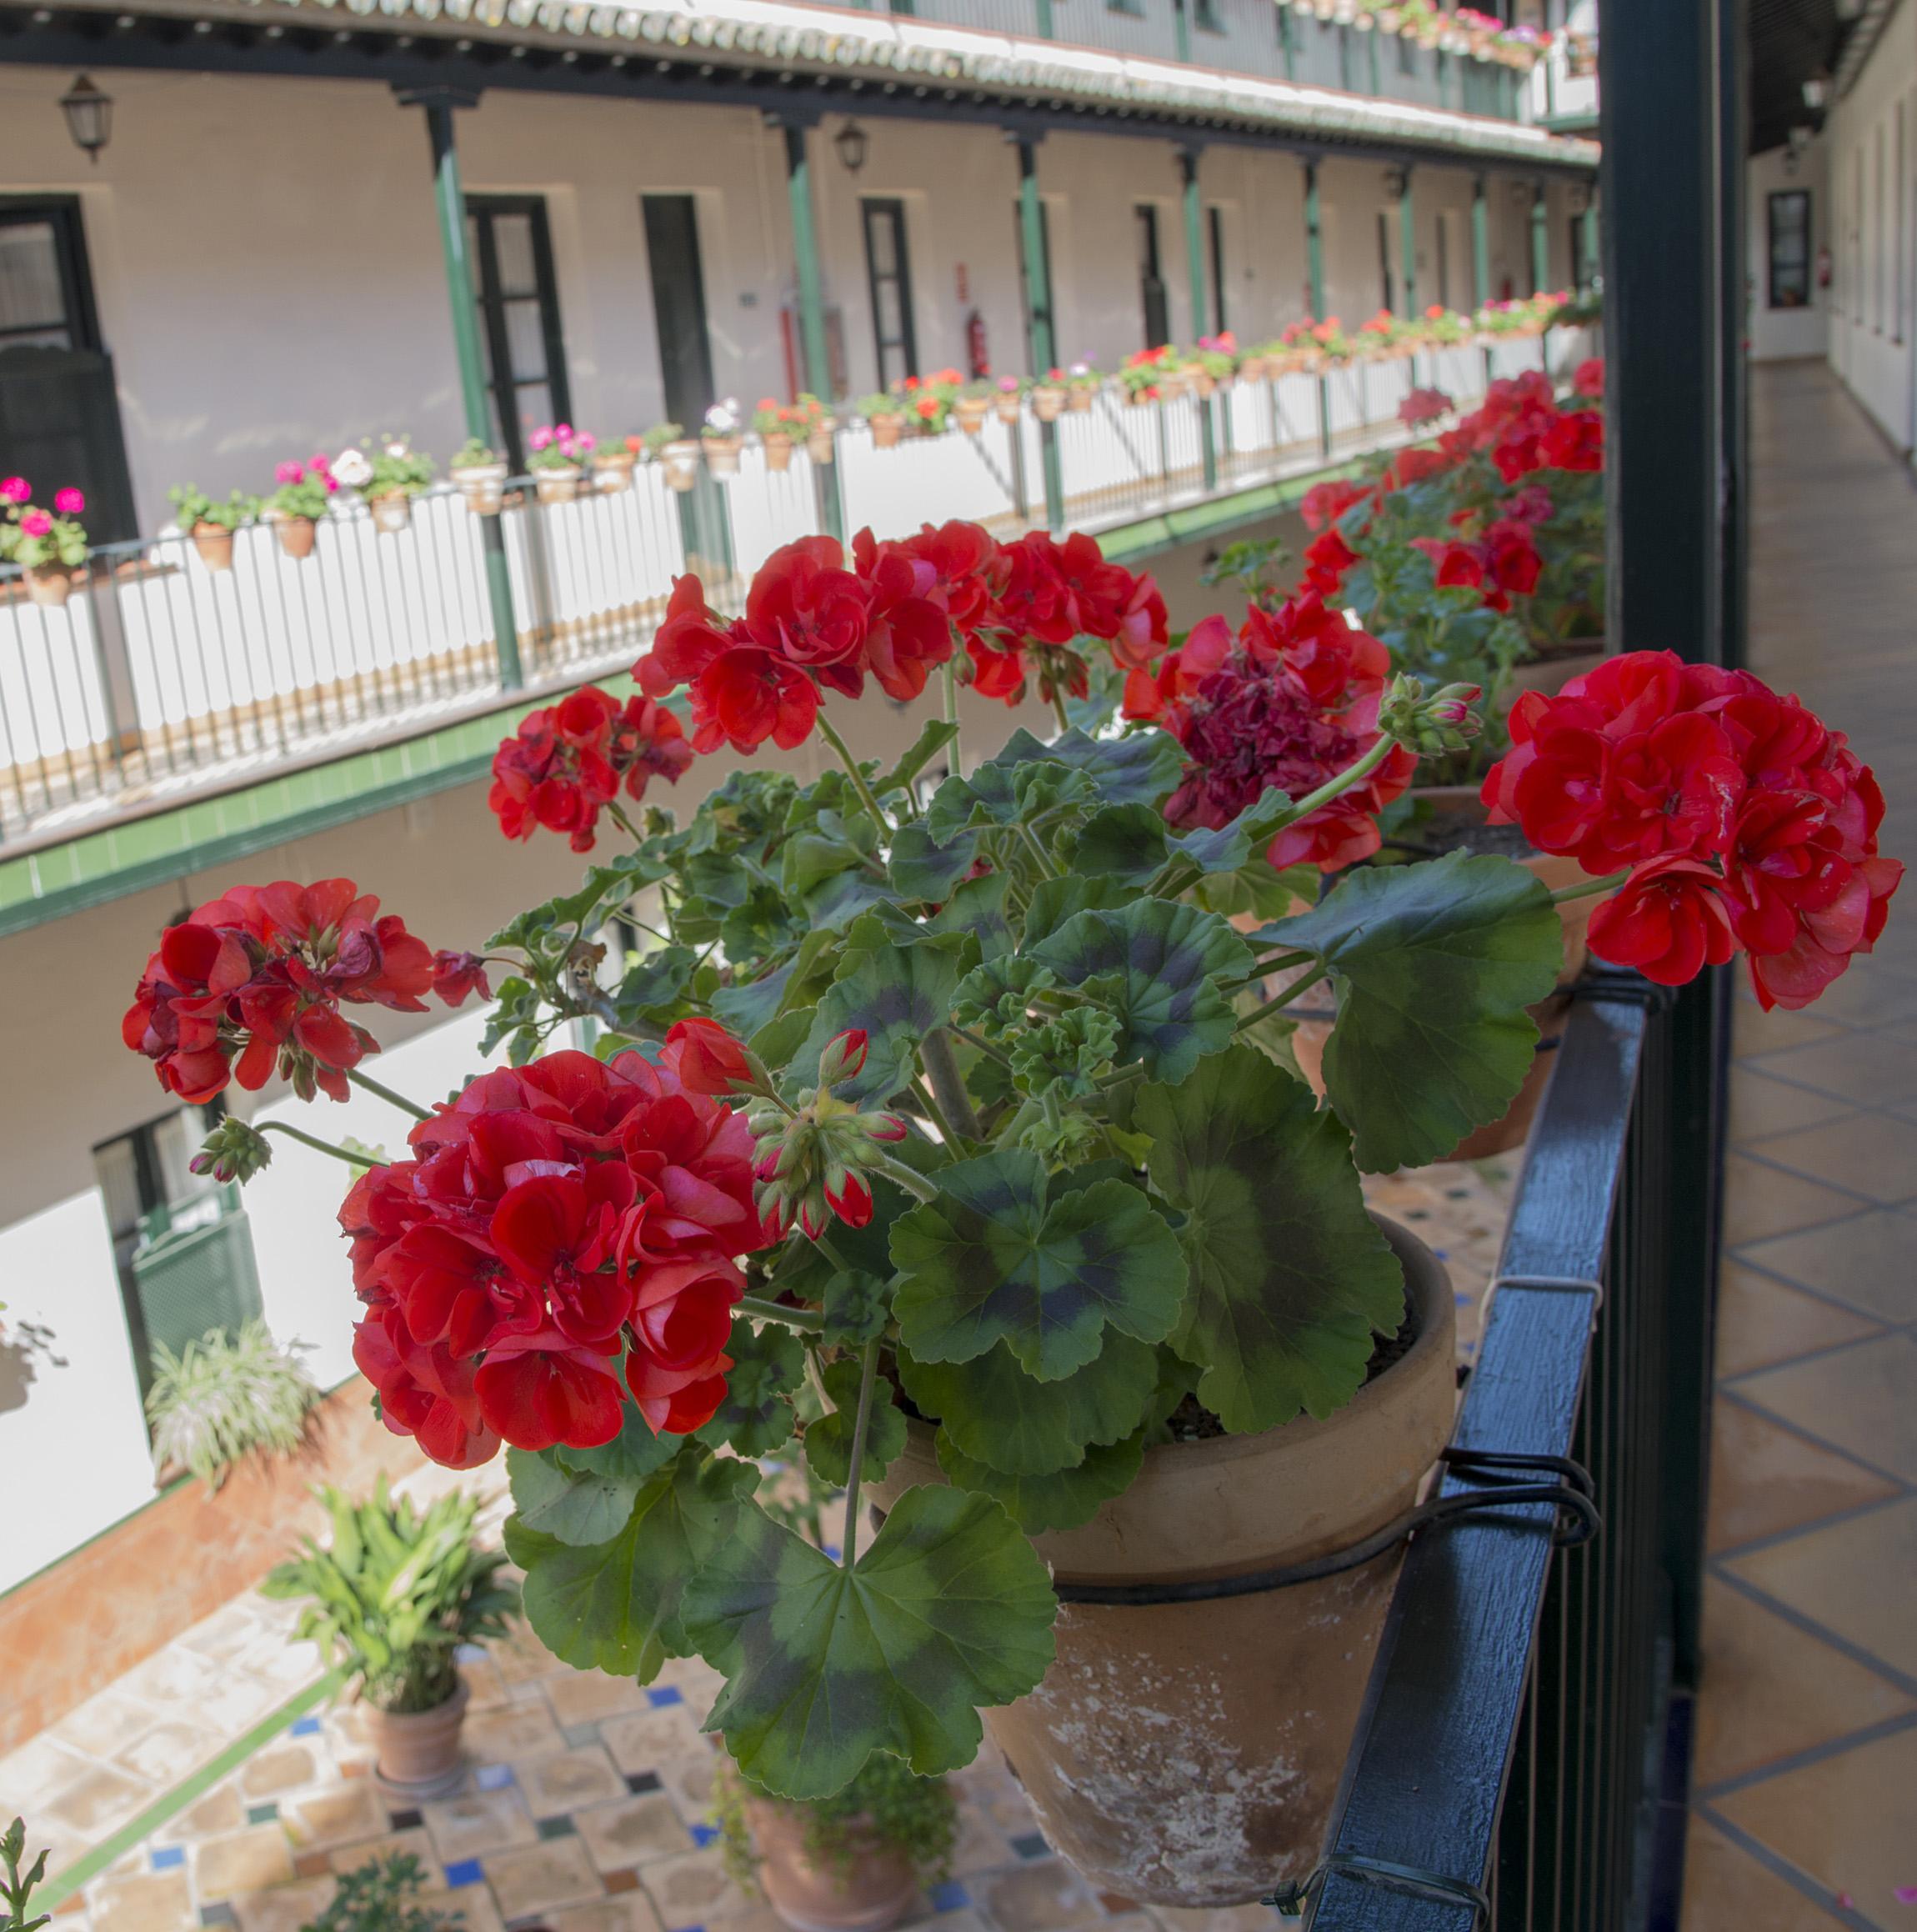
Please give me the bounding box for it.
[891,1150,1185,1380]
[1167,785,1294,876]
[934,1426,1145,1533]
[875,718,961,796]
[819,1269,893,1346]
[804,1356,908,1488]
[681,1485,1057,1799]
[613,945,701,1028]
[1029,899,1252,1080]
[926,762,1098,844]
[508,1447,641,1548]
[984,726,1184,808]
[504,1449,758,1680]
[1135,1045,1404,1434]
[796,931,970,1102]
[553,1405,685,1484]
[1064,804,1169,889]
[894,1332,1160,1474]
[889,824,981,902]
[1267,852,1564,1171]
[697,1317,806,1459]
[1022,873,1133,936]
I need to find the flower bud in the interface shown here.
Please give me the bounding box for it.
[816,1028,869,1089]
[751,1084,905,1241]
[189,1116,275,1185]
[666,1016,764,1097]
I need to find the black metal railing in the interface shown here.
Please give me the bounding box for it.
[1307,971,1714,1929]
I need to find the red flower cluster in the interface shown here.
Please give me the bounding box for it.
[124,878,444,1104]
[633,523,1167,747]
[1484,652,1901,1005]
[1412,518,1544,611]
[344,1039,772,1466]
[1124,591,1414,872]
[1436,370,1604,483]
[1300,479,1374,598]
[489,685,693,852]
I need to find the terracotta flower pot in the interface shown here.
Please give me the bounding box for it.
[871,1217,1454,1905]
[1238,354,1269,383]
[453,463,509,515]
[364,1678,468,1801]
[744,1799,919,1932]
[806,428,836,467]
[953,398,991,438]
[868,416,906,450]
[1065,386,1095,413]
[368,493,413,535]
[1188,370,1216,398]
[191,522,237,571]
[660,441,703,492]
[703,435,744,478]
[534,466,583,506]
[1029,384,1067,423]
[272,514,318,561]
[23,562,73,608]
[593,452,637,495]
[762,432,796,473]
[994,393,1024,425]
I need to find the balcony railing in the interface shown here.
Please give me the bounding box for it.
[0,328,1589,849]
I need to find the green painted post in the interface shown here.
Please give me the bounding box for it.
[1034,0,1054,34]
[1471,172,1491,308]
[1530,178,1550,294]
[1398,165,1417,317]
[1305,158,1330,460]
[1017,138,1064,531]
[1579,199,1599,294]
[782,118,843,544]
[1180,148,1217,494]
[1279,3,1295,80]
[414,90,521,688]
[1172,0,1192,65]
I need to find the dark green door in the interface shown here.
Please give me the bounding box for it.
[642,194,718,431]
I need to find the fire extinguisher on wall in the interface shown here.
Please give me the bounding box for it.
[965,308,989,379]
[1816,245,1833,290]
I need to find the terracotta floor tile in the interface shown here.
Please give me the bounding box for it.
[598,1709,709,1777]
[87,1873,196,1932]
[1712,1723,1917,1922]
[1726,1496,1917,1679]
[419,1785,538,1863]
[325,1828,438,1879]
[112,1716,223,1788]
[1746,1110,1917,1205]
[1733,1208,1917,1322]
[517,1746,628,1817]
[1744,1032,1917,1107]
[483,1839,606,1921]
[50,1691,164,1761]
[1769,962,1917,1029]
[283,1783,387,1854]
[636,1848,749,1932]
[546,1899,667,1932]
[39,1763,155,1839]
[1692,1578,1913,1788]
[0,1734,93,1815]
[1679,1814,1843,1930]
[461,1699,567,1765]
[1729,1073,1857,1144]
[193,1827,297,1904]
[1735,1334,1917,1483]
[1721,1154,1864,1244]
[573,1794,697,1874]
[1704,1398,1899,1554]
[543,1672,652,1729]
[976,1860,1108,1932]
[1734,1005,1846,1057]
[1713,1263,1884,1379]
[229,1877,338,1932]
[423,1889,504,1932]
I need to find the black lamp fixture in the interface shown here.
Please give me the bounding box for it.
[59,73,113,163]
[1384,165,1408,203]
[833,118,869,174]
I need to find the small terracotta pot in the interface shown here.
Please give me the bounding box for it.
[1029,384,1067,423]
[1188,370,1216,398]
[744,1799,919,1932]
[593,452,637,495]
[806,428,836,467]
[762,432,796,473]
[365,1679,468,1801]
[1065,385,1095,413]
[871,1217,1454,1904]
[453,464,508,515]
[994,393,1024,424]
[953,398,991,438]
[273,514,318,561]
[368,493,413,535]
[868,416,905,450]
[660,441,703,492]
[534,466,583,505]
[191,522,237,571]
[23,562,73,608]
[1238,354,1269,382]
[703,435,744,478]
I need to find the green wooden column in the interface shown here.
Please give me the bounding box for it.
[1397,164,1417,317]
[1016,137,1064,531]
[1172,0,1193,65]
[1530,178,1550,294]
[1033,0,1054,35]
[1305,158,1330,459]
[1579,198,1600,293]
[1180,146,1218,494]
[408,87,521,688]
[781,118,843,544]
[1471,172,1491,308]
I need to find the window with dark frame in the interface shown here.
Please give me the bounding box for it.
[1193,0,1224,33]
[1135,203,1170,350]
[1767,188,1811,311]
[465,195,572,474]
[0,203,100,353]
[860,198,919,389]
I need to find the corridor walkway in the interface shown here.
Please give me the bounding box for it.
[1682,362,1917,1929]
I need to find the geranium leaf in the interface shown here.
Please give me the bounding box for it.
[804,1357,908,1487]
[934,1425,1145,1533]
[795,932,970,1102]
[1064,804,1169,888]
[696,1317,806,1459]
[894,1332,1160,1474]
[1135,1045,1405,1433]
[875,718,961,795]
[889,824,980,902]
[890,1150,1185,1380]
[552,1404,684,1484]
[1268,852,1564,1171]
[1021,873,1133,936]
[681,1485,1057,1799]
[507,1446,642,1549]
[503,1449,758,1680]
[1029,899,1253,1080]
[1166,785,1294,875]
[926,762,1098,843]
[985,726,1184,807]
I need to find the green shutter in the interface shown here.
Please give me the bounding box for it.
[130,1197,263,1369]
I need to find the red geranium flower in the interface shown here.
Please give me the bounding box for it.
[489,684,693,850]
[1587,855,1740,986]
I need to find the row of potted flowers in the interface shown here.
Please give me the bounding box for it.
[1278,0,1552,68]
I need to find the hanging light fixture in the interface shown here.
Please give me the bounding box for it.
[833,118,869,174]
[59,74,113,163]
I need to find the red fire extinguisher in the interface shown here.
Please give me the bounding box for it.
[1817,245,1834,289]
[965,308,989,380]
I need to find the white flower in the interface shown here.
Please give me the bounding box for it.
[704,398,743,435]
[384,440,409,459]
[331,447,373,488]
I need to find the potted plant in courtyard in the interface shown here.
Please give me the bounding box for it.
[337,438,434,533]
[169,483,259,573]
[1064,362,1102,413]
[450,438,509,514]
[755,399,798,472]
[702,398,747,478]
[0,477,88,606]
[131,517,1897,1905]
[594,437,638,494]
[644,422,699,492]
[953,381,994,437]
[797,394,836,466]
[265,458,335,560]
[858,393,908,449]
[263,1477,517,1799]
[309,1853,460,1932]
[529,424,593,504]
[715,1755,956,1932]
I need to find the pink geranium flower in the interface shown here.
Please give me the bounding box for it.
[53,488,85,516]
[0,477,29,505]
[275,461,304,486]
[19,509,53,538]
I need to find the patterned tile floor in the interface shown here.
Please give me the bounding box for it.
[1679,363,1917,1929]
[3,1162,1515,1932]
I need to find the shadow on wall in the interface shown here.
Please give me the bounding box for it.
[0,1316,68,1416]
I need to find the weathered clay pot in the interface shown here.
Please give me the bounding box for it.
[871,1217,1454,1906]
[593,451,638,494]
[1066,385,1096,413]
[1238,354,1269,383]
[745,1799,919,1932]
[192,522,236,571]
[762,432,796,473]
[806,427,836,467]
[534,466,583,505]
[954,398,991,437]
[368,492,413,535]
[272,513,318,561]
[994,393,1024,425]
[660,441,703,491]
[868,415,905,450]
[365,1678,468,1801]
[23,562,73,607]
[703,435,744,477]
[1029,384,1067,423]
[453,463,508,514]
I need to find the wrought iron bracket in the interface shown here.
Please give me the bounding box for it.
[1268,1852,1494,1923]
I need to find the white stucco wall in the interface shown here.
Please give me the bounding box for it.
[1748,139,1830,364]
